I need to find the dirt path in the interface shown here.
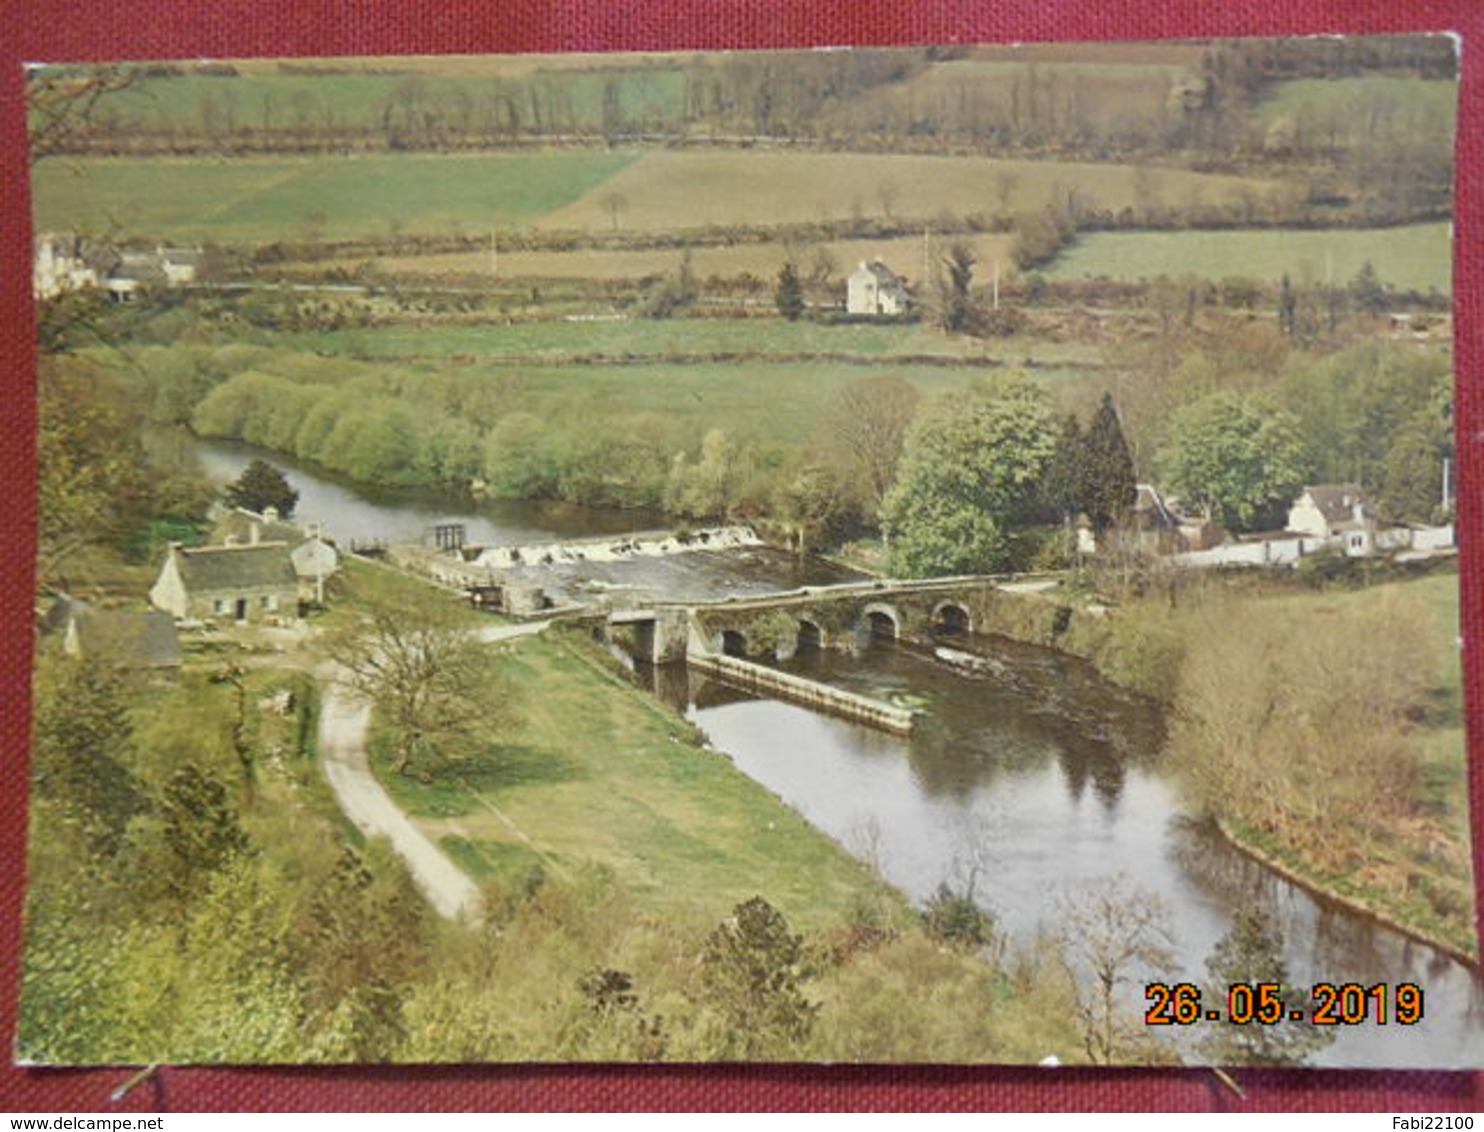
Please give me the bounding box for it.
[252,618,550,923]
[317,680,484,922]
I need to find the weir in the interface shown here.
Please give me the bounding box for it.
[687,650,916,735]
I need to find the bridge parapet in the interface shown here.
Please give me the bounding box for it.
[605,572,1071,666]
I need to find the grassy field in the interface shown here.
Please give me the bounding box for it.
[53,62,689,139]
[462,358,1084,447]
[842,56,1188,144]
[535,149,1284,233]
[1252,77,1459,146]
[31,151,639,244]
[373,629,901,929]
[272,312,1101,364]
[1045,222,1452,294]
[373,232,1019,285]
[34,146,1285,246]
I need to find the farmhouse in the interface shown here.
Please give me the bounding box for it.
[1287,484,1376,555]
[847,260,910,316]
[214,505,341,603]
[34,235,203,303]
[33,233,103,299]
[1077,484,1225,556]
[150,542,300,624]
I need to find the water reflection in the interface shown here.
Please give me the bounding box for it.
[191,434,1483,1067]
[662,637,1484,1068]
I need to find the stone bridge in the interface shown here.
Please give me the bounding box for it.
[608,573,1067,667]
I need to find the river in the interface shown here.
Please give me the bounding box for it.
[193,437,1484,1069]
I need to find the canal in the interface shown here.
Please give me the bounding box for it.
[193,437,1484,1069]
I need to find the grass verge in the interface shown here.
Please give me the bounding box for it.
[370,626,904,930]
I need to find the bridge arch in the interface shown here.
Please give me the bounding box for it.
[719,629,747,657]
[931,601,973,636]
[796,616,823,654]
[859,602,901,643]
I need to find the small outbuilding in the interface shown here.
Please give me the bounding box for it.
[42,596,182,672]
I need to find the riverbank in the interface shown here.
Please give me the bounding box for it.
[1214,818,1478,969]
[355,619,1091,1062]
[1159,572,1475,962]
[935,566,1476,964]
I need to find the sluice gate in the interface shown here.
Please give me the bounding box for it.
[687,651,916,736]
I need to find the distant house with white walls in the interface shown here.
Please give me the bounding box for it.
[846,260,910,316]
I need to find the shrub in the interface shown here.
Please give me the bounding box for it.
[922,884,997,950]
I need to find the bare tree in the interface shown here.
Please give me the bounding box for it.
[1056,875,1177,1065]
[28,64,144,162]
[822,374,922,517]
[324,589,513,778]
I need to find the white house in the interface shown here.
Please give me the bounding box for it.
[1287,484,1375,556]
[33,233,100,299]
[846,260,910,316]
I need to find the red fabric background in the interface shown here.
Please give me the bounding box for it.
[2,0,1482,1112]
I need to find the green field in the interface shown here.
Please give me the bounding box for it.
[33,146,1282,246]
[374,630,899,928]
[1045,223,1452,294]
[516,361,1074,445]
[274,315,1101,366]
[31,151,639,244]
[50,64,689,140]
[1252,77,1458,146]
[535,149,1282,233]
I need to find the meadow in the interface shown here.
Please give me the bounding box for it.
[32,147,1283,247]
[271,311,1102,364]
[372,626,900,927]
[1252,76,1459,148]
[30,150,640,244]
[1045,222,1452,294]
[54,61,690,140]
[374,232,1020,286]
[532,149,1283,233]
[836,55,1188,146]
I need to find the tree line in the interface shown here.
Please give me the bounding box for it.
[32,37,1453,188]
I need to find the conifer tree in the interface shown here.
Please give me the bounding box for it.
[1197,907,1333,1067]
[224,459,299,518]
[1084,392,1137,533]
[775,261,805,321]
[1043,413,1086,522]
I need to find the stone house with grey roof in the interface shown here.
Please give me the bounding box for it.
[150,542,300,624]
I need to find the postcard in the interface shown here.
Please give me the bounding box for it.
[21,35,1475,1069]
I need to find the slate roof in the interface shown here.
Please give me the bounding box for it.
[44,596,182,669]
[1300,484,1371,524]
[70,607,183,669]
[854,259,909,294]
[174,542,298,591]
[213,508,307,547]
